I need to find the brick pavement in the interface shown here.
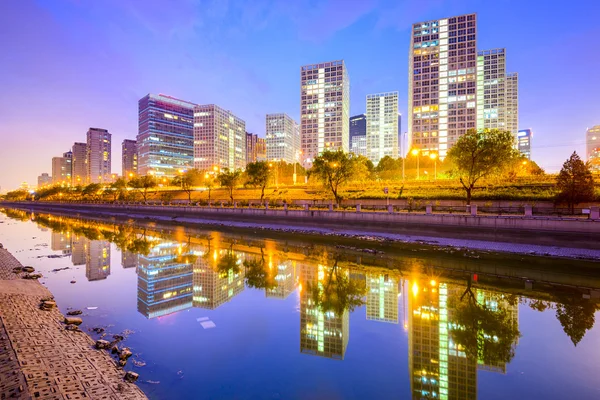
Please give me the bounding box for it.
[0,247,148,399]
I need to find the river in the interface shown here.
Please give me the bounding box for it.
[1,207,599,399]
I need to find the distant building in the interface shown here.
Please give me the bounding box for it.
[350,114,367,157]
[517,129,532,159]
[366,92,399,165]
[246,133,266,164]
[37,173,51,188]
[265,261,296,299]
[71,142,87,185]
[122,139,138,178]
[366,273,399,323]
[51,152,71,185]
[193,104,246,171]
[137,94,196,178]
[86,128,111,183]
[409,14,478,157]
[586,125,600,171]
[266,113,300,163]
[121,251,139,269]
[300,60,349,167]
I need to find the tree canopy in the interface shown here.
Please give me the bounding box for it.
[310,150,368,205]
[555,295,597,346]
[172,169,203,202]
[217,169,242,203]
[556,152,595,212]
[128,176,157,202]
[447,128,519,204]
[245,161,271,202]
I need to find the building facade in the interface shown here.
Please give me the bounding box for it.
[300,60,349,167]
[122,139,138,178]
[193,104,246,171]
[51,151,72,185]
[476,49,519,137]
[71,142,87,185]
[517,129,532,159]
[137,94,196,178]
[246,133,266,163]
[586,125,600,171]
[37,173,52,188]
[350,114,367,157]
[409,14,478,158]
[366,92,399,165]
[266,113,300,163]
[86,128,111,183]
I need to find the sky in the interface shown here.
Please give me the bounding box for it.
[1,0,599,192]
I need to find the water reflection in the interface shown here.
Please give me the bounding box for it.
[3,208,600,398]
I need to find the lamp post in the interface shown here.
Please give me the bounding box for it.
[294,150,302,185]
[411,149,420,180]
[178,169,185,190]
[429,153,438,181]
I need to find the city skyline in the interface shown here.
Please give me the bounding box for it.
[1,0,599,190]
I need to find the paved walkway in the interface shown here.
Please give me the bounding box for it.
[0,247,147,399]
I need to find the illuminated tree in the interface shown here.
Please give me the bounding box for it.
[172,169,203,203]
[217,169,242,203]
[245,161,271,203]
[556,152,595,213]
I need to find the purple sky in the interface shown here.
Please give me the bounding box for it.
[1,0,599,191]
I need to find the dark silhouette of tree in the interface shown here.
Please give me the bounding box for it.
[172,169,203,203]
[128,176,157,203]
[243,248,277,290]
[555,295,596,346]
[217,169,242,203]
[556,152,595,213]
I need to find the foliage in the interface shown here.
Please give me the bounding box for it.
[128,176,157,202]
[310,150,368,205]
[243,250,277,290]
[245,161,271,202]
[5,189,30,201]
[172,169,203,202]
[306,261,366,316]
[108,178,128,202]
[556,152,595,212]
[555,295,596,346]
[217,169,242,203]
[447,128,519,204]
[82,183,103,200]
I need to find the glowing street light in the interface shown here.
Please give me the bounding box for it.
[429,152,438,181]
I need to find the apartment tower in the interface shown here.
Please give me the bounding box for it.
[409,14,477,158]
[193,104,246,171]
[137,94,196,178]
[122,139,138,178]
[587,125,600,170]
[366,92,399,165]
[350,114,367,157]
[71,142,87,185]
[86,128,111,183]
[266,113,300,164]
[300,60,349,167]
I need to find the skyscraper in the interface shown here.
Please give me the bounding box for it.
[266,113,300,163]
[85,240,111,281]
[51,151,71,185]
[193,104,246,171]
[409,14,477,158]
[300,60,349,167]
[71,142,87,185]
[122,139,137,178]
[476,49,519,137]
[137,94,196,178]
[246,132,267,164]
[586,125,600,171]
[86,128,111,183]
[517,129,532,159]
[366,92,399,165]
[366,273,399,323]
[350,114,367,157]
[37,173,51,188]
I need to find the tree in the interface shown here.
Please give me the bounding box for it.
[310,150,361,205]
[172,169,203,203]
[555,295,596,346]
[447,128,518,204]
[556,152,595,213]
[109,178,128,202]
[128,176,157,203]
[82,183,103,201]
[202,172,215,203]
[245,161,271,203]
[217,169,242,203]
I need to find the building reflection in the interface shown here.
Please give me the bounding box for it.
[137,241,194,318]
[121,250,139,269]
[265,260,296,299]
[85,240,111,281]
[71,235,87,266]
[366,272,400,324]
[51,231,72,255]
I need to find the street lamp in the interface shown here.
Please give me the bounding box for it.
[411,149,420,180]
[294,150,302,185]
[429,153,438,181]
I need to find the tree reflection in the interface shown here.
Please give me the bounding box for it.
[555,296,597,346]
[449,285,521,366]
[243,248,277,290]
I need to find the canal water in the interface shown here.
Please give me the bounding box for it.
[1,208,599,400]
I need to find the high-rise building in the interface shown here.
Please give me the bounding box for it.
[121,251,139,269]
[265,261,296,299]
[137,94,196,178]
[37,173,51,188]
[366,92,399,165]
[86,128,111,183]
[193,104,246,171]
[71,142,87,185]
[246,133,267,164]
[266,113,301,163]
[476,49,519,137]
[397,114,403,157]
[192,249,245,309]
[85,240,111,281]
[350,114,367,157]
[300,60,350,167]
[71,235,87,266]
[51,152,71,185]
[409,14,478,158]
[122,139,138,178]
[366,273,399,323]
[586,125,600,171]
[517,129,532,159]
